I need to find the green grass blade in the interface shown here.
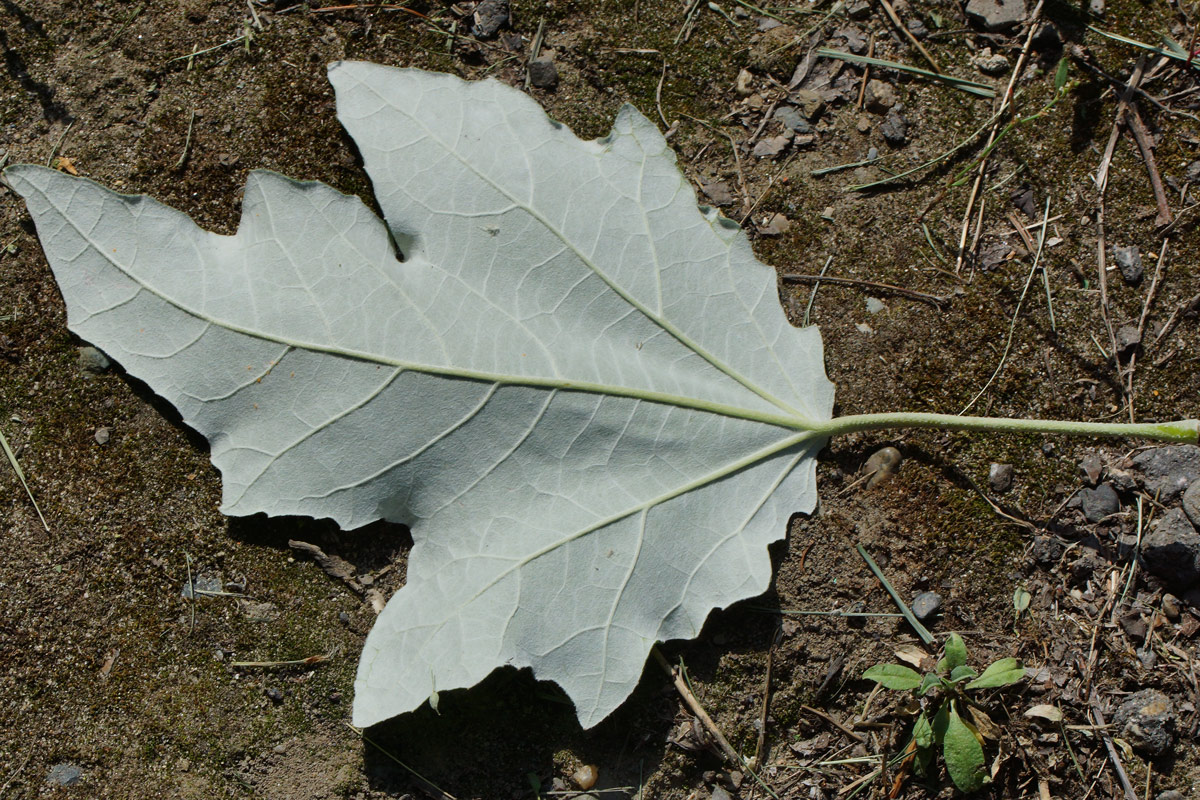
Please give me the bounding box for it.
[855,544,935,645]
[816,49,996,97]
[1088,26,1200,67]
[0,424,49,532]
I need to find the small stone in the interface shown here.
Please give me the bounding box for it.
[1132,445,1200,502]
[265,686,284,703]
[879,109,907,146]
[856,115,872,133]
[906,17,929,39]
[1078,452,1102,486]
[757,213,791,236]
[77,345,111,375]
[865,297,886,314]
[1142,508,1200,589]
[1157,790,1186,800]
[527,58,558,89]
[710,787,733,800]
[972,47,1011,75]
[1162,594,1181,621]
[572,765,598,790]
[1087,0,1104,15]
[748,25,800,80]
[1011,185,1036,219]
[46,763,83,787]
[864,446,902,488]
[1113,689,1176,756]
[839,27,867,54]
[1185,160,1200,183]
[1183,481,1200,529]
[1108,466,1137,493]
[774,105,811,133]
[989,462,1014,493]
[911,591,943,622]
[240,600,279,621]
[699,178,734,207]
[338,611,351,624]
[845,0,871,19]
[1119,611,1148,641]
[471,0,509,38]
[790,89,824,120]
[864,79,896,114]
[94,426,110,445]
[1113,245,1143,284]
[181,574,222,598]
[965,0,1027,31]
[752,135,791,159]
[978,239,1011,271]
[1079,483,1119,523]
[1030,535,1063,565]
[735,68,754,97]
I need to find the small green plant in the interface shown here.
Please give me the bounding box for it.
[863,633,1026,793]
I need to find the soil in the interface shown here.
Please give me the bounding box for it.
[2,1,1199,798]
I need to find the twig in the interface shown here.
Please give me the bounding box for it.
[781,273,950,308]
[802,705,867,743]
[174,109,196,171]
[1125,105,1172,226]
[45,121,75,167]
[652,647,742,765]
[1153,293,1200,345]
[0,750,33,795]
[168,35,248,63]
[856,33,875,111]
[753,628,779,768]
[184,553,196,633]
[1089,690,1138,800]
[874,0,941,73]
[0,424,49,532]
[952,0,1044,272]
[1125,239,1167,421]
[802,256,833,326]
[525,18,546,90]
[855,544,935,645]
[655,61,669,128]
[231,647,338,668]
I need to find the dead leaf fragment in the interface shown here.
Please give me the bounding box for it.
[1024,704,1063,723]
[52,156,79,175]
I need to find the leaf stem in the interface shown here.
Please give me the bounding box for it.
[814,413,1199,443]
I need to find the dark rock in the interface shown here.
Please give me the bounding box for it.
[1112,689,1176,756]
[1132,445,1200,501]
[907,18,929,39]
[46,764,83,787]
[527,57,558,89]
[753,135,791,159]
[965,0,1027,31]
[839,27,867,54]
[1142,509,1200,589]
[911,591,943,622]
[879,109,908,146]
[1108,466,1137,493]
[1030,536,1063,566]
[1183,481,1200,529]
[1115,325,1141,359]
[1080,483,1119,522]
[1031,23,1062,52]
[471,0,509,38]
[790,89,824,120]
[1119,611,1148,641]
[1010,185,1036,219]
[1078,452,1103,486]
[774,105,811,133]
[1186,160,1200,183]
[978,239,1011,271]
[989,462,1013,493]
[77,345,111,375]
[1113,245,1143,284]
[845,0,871,19]
[265,686,284,703]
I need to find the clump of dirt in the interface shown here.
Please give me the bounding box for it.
[2,1,1199,798]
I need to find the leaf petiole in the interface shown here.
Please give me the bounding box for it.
[813,412,1198,444]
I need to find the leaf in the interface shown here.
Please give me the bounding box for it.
[912,711,934,749]
[1013,586,1031,616]
[937,632,968,673]
[948,664,978,683]
[943,704,988,793]
[4,62,836,730]
[863,663,924,691]
[1024,704,1063,723]
[966,658,1026,689]
[918,671,942,696]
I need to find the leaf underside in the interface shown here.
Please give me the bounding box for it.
[6,62,835,729]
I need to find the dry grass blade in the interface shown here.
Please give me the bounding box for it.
[815,49,995,97]
[855,545,935,645]
[0,424,49,532]
[346,723,458,800]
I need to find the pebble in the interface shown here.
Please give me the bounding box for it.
[699,178,734,207]
[972,47,1011,75]
[1131,445,1200,502]
[1157,790,1186,800]
[180,574,222,598]
[790,89,825,120]
[735,68,754,97]
[46,763,83,787]
[1182,481,1200,529]
[989,462,1014,493]
[1087,0,1104,15]
[845,0,871,19]
[471,0,509,38]
[1114,325,1141,360]
[864,80,896,114]
[1141,508,1200,589]
[94,426,111,445]
[1080,483,1119,523]
[911,591,943,622]
[1113,245,1143,283]
[864,446,902,488]
[879,109,908,146]
[774,105,811,134]
[1162,593,1181,621]
[865,297,886,314]
[527,57,558,89]
[752,135,791,159]
[710,786,733,800]
[1185,160,1200,183]
[572,765,598,790]
[1113,689,1177,756]
[906,18,929,39]
[1118,611,1147,642]
[77,345,111,375]
[265,686,284,703]
[1078,452,1102,486]
[757,213,791,237]
[965,0,1027,31]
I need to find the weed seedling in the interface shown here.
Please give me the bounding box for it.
[863,633,1025,793]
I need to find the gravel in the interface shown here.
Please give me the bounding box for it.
[1113,689,1177,756]
[1079,483,1119,523]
